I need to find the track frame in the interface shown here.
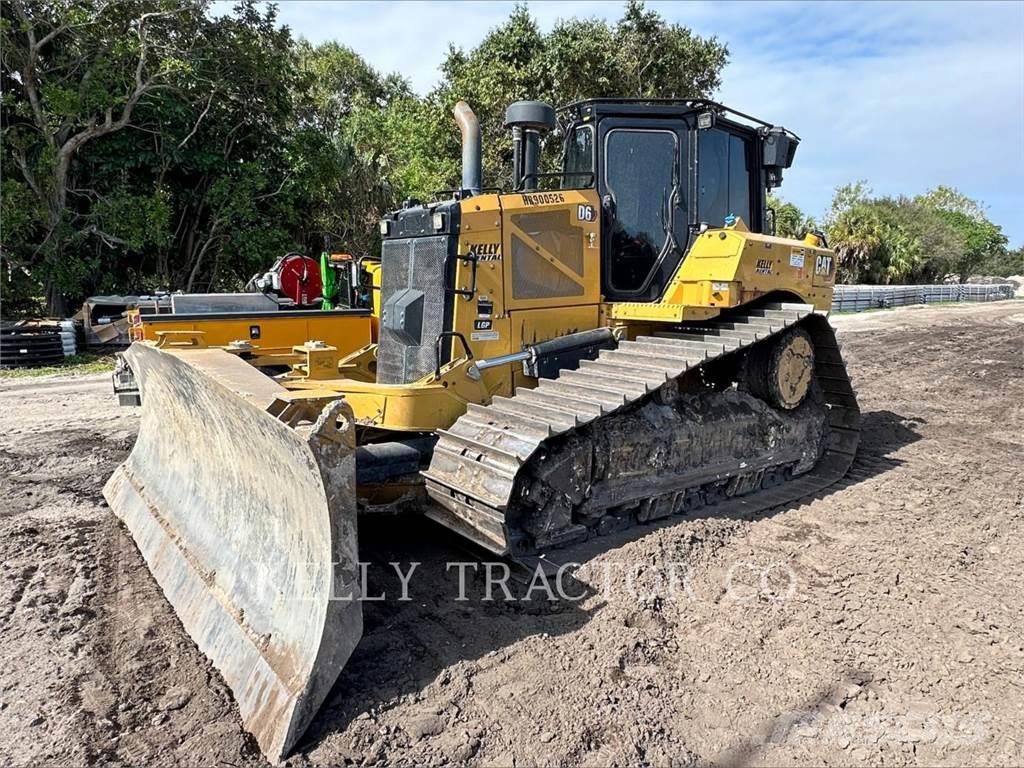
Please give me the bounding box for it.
[423,303,860,555]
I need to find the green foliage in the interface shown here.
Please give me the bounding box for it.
[915,185,987,221]
[92,190,172,251]
[0,178,46,245]
[612,0,728,98]
[825,186,884,283]
[407,1,728,195]
[980,246,1023,277]
[823,183,1009,284]
[2,0,317,306]
[930,211,1008,282]
[8,0,1012,315]
[766,193,812,240]
[294,39,402,131]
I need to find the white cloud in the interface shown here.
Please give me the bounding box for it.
[711,2,1024,240]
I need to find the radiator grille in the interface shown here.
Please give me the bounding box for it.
[377,235,451,384]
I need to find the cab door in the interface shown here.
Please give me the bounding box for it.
[598,117,692,302]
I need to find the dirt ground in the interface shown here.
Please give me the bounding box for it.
[1,301,1022,767]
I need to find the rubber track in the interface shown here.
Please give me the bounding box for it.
[422,303,860,555]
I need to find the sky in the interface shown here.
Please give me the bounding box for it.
[217,1,1024,247]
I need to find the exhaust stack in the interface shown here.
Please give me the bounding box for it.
[453,101,482,196]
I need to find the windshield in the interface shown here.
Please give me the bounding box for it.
[562,125,594,188]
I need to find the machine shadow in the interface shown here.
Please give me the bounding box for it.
[812,409,923,495]
[299,409,920,755]
[526,409,922,567]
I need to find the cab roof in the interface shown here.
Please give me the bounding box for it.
[556,98,797,139]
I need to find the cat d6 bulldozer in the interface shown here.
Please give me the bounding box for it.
[104,98,858,761]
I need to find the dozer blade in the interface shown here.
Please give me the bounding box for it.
[103,343,362,762]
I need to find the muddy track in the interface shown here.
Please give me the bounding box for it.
[425,305,859,556]
[1,300,1022,767]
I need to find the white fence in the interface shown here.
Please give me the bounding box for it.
[832,283,1014,313]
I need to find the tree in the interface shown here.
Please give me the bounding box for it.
[541,17,619,103]
[1,0,207,313]
[1,0,344,309]
[288,40,413,257]
[870,197,963,284]
[915,185,986,222]
[293,40,399,133]
[914,186,1007,282]
[149,1,306,293]
[824,182,879,283]
[823,182,985,285]
[612,0,728,99]
[1,1,732,314]
[301,1,729,239]
[542,2,727,104]
[766,193,811,240]
[980,245,1022,278]
[404,1,729,196]
[10,1,1014,314]
[431,5,548,192]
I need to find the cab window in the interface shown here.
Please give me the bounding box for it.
[698,128,755,228]
[562,125,594,188]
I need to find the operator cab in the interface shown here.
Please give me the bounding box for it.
[550,100,799,302]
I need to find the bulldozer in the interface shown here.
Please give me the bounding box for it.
[104,98,859,762]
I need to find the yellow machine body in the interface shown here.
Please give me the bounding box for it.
[609,223,834,322]
[128,308,374,358]
[277,191,836,433]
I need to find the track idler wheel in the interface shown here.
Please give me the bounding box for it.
[746,327,815,410]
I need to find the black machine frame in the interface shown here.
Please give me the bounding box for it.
[555,99,792,302]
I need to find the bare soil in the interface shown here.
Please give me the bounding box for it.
[1,301,1022,767]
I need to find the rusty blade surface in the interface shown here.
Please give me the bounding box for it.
[103,343,362,762]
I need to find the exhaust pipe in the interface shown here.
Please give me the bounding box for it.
[453,100,482,196]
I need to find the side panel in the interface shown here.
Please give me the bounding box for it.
[454,195,511,396]
[730,234,835,308]
[609,227,835,323]
[501,190,602,312]
[451,190,603,397]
